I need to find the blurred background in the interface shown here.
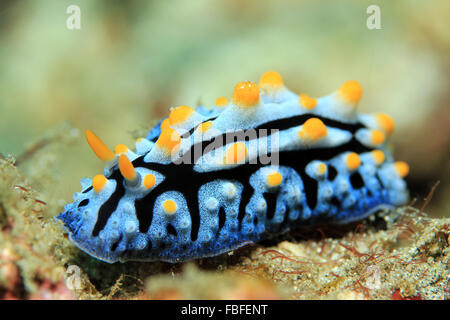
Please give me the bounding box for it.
[0,0,449,217]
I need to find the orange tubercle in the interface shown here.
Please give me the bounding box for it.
[224,142,248,164]
[85,129,115,162]
[163,199,177,214]
[114,144,129,155]
[215,97,229,107]
[156,127,181,153]
[144,174,156,189]
[338,80,362,104]
[259,71,284,90]
[92,174,107,193]
[266,171,283,187]
[346,152,361,170]
[169,105,195,125]
[232,81,260,107]
[299,94,317,110]
[371,130,386,145]
[372,150,385,165]
[317,163,327,175]
[118,154,136,181]
[197,121,213,134]
[160,118,171,130]
[298,118,328,140]
[394,161,410,178]
[376,113,395,135]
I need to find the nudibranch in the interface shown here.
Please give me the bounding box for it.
[57,71,409,263]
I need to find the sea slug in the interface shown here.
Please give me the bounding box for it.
[57,71,409,263]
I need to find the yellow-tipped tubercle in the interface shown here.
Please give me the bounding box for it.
[197,121,213,134]
[371,130,386,145]
[118,154,137,181]
[224,142,248,164]
[338,80,362,105]
[266,171,283,187]
[232,81,260,107]
[215,97,229,107]
[161,118,171,130]
[376,113,395,135]
[372,150,385,165]
[85,129,115,162]
[317,163,327,175]
[298,118,328,141]
[169,105,195,125]
[346,152,361,170]
[163,199,177,214]
[156,127,181,154]
[144,174,156,189]
[114,144,129,155]
[93,174,107,193]
[259,71,284,90]
[395,161,410,178]
[299,94,317,110]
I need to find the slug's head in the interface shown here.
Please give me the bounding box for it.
[57,129,166,263]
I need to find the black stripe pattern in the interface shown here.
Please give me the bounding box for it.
[92,114,369,244]
[56,76,410,264]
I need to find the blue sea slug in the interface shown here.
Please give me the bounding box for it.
[57,71,410,263]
